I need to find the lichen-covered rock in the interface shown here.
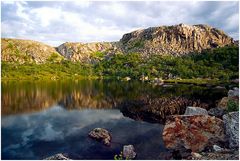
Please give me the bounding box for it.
[223,112,239,148]
[228,88,239,98]
[122,77,131,81]
[123,145,137,159]
[120,23,233,56]
[213,144,223,152]
[162,115,225,152]
[218,97,229,110]
[217,96,238,110]
[88,128,111,146]
[184,106,208,115]
[208,107,225,118]
[45,153,71,160]
[191,152,202,159]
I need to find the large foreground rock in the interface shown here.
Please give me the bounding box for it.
[88,128,111,146]
[162,115,225,152]
[223,112,239,148]
[184,106,208,115]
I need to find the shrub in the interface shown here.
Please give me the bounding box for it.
[227,99,239,112]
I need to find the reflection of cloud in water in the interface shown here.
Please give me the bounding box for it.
[2,105,167,159]
[38,123,64,141]
[2,105,125,148]
[22,129,34,146]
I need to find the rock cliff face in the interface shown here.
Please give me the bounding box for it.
[56,42,120,63]
[1,38,63,64]
[120,24,234,56]
[1,24,235,63]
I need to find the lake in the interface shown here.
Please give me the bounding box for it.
[1,80,228,159]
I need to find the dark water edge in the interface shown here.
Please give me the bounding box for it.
[1,80,231,160]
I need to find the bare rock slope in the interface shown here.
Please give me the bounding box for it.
[56,42,119,63]
[1,38,63,64]
[120,23,233,56]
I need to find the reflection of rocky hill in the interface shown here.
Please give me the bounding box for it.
[58,90,120,110]
[119,96,209,123]
[2,89,120,115]
[1,81,123,115]
[2,80,226,116]
[2,87,58,115]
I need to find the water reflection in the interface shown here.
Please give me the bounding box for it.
[1,80,228,159]
[2,80,227,115]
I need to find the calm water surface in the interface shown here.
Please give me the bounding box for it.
[1,80,228,159]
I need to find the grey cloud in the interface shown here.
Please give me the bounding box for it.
[1,1,239,46]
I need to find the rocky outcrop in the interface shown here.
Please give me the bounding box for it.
[223,112,239,148]
[1,38,63,64]
[56,42,120,63]
[120,23,233,56]
[162,115,225,152]
[184,106,208,115]
[88,128,111,146]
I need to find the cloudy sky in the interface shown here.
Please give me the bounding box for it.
[1,1,239,46]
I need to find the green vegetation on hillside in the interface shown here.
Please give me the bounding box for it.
[2,60,95,80]
[94,46,239,80]
[1,46,239,82]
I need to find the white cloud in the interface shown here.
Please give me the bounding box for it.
[15,1,30,21]
[225,13,239,31]
[30,7,62,27]
[1,1,239,46]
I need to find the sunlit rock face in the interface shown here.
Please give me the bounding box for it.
[56,42,120,63]
[120,24,234,56]
[119,96,209,123]
[1,38,62,64]
[162,115,225,152]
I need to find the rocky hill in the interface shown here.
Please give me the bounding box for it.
[1,38,63,64]
[120,23,234,56]
[1,24,235,63]
[56,41,120,63]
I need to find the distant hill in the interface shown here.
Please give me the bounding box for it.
[1,24,235,64]
[1,38,63,64]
